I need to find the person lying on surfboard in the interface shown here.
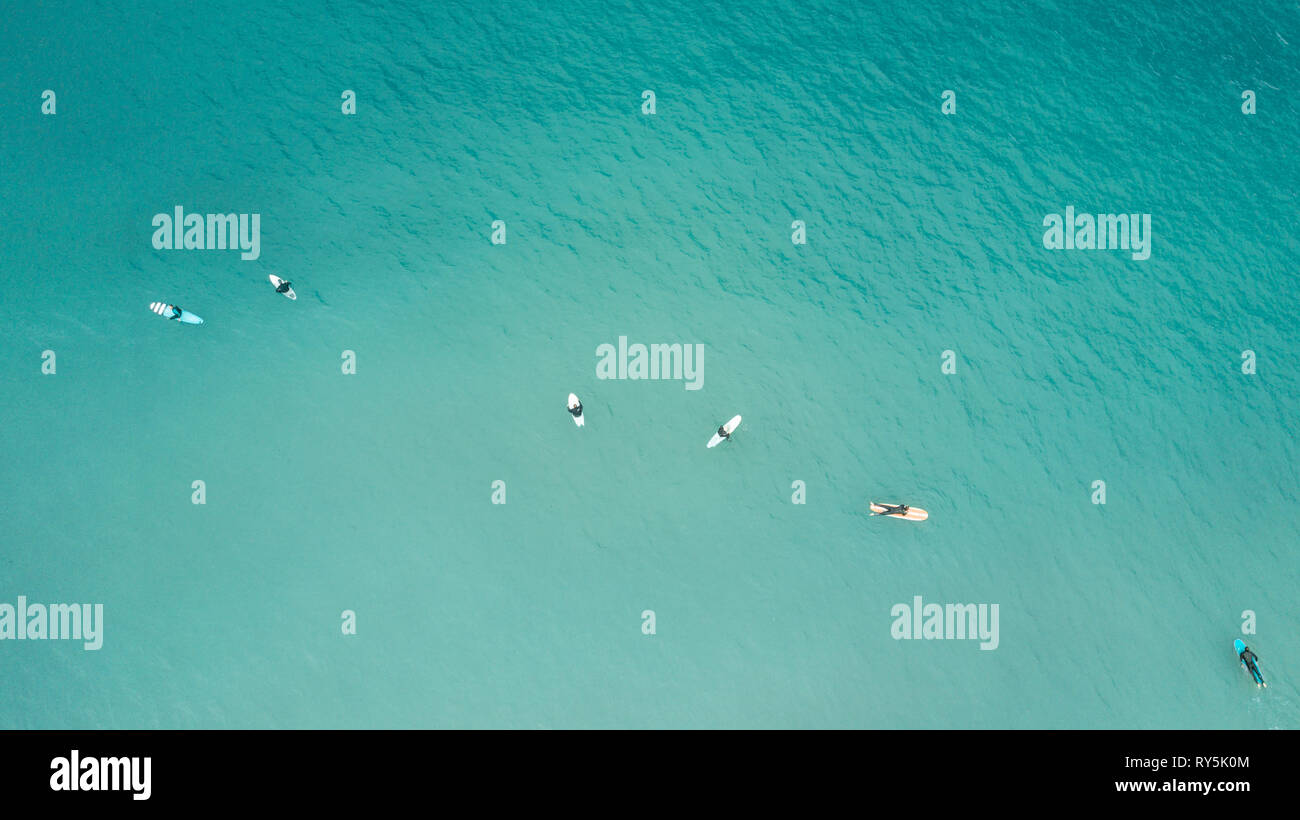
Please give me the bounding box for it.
[275,279,293,294]
[1239,644,1265,685]
[876,504,910,517]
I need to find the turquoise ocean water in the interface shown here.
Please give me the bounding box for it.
[1,0,1297,728]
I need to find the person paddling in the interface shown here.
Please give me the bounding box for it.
[1239,644,1266,687]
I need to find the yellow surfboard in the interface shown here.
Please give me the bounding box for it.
[870,502,928,521]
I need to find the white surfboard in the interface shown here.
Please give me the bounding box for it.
[269,274,297,300]
[567,393,584,427]
[870,502,929,521]
[707,415,741,448]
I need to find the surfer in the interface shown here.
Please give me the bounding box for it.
[706,415,741,448]
[150,301,203,325]
[566,393,586,427]
[876,503,910,517]
[1239,644,1265,686]
[274,278,293,295]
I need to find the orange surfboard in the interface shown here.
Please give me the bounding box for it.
[870,502,928,521]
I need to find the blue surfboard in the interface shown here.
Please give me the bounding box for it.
[150,302,203,325]
[1234,639,1265,687]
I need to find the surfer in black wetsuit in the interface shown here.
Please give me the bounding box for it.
[1239,645,1265,685]
[275,279,293,294]
[568,400,583,419]
[170,305,184,320]
[716,425,730,440]
[877,504,910,517]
